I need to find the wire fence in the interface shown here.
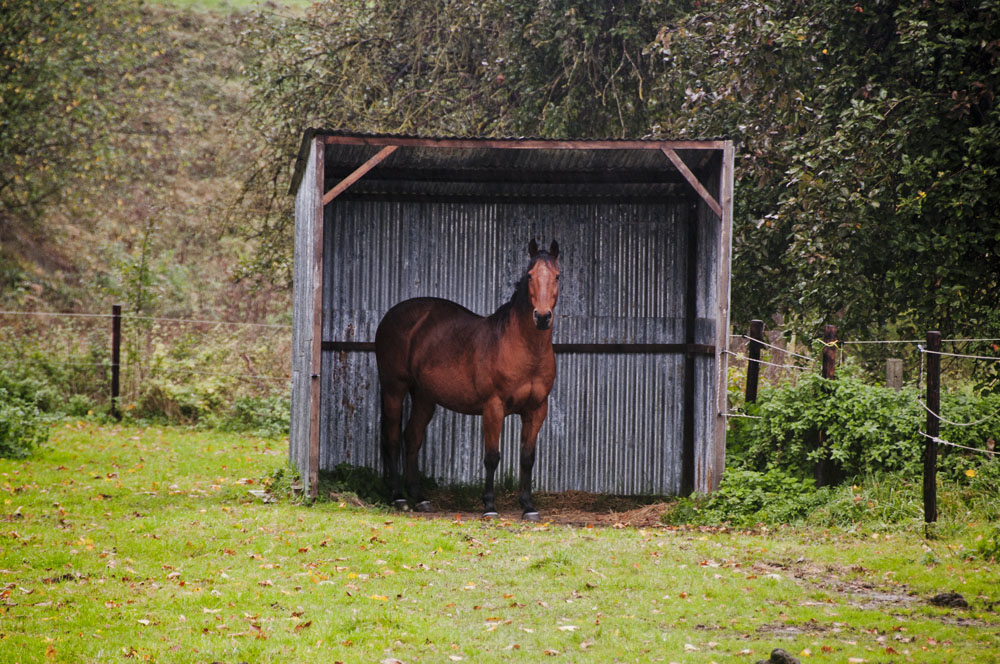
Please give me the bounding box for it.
[1,307,292,418]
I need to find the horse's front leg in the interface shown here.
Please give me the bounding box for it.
[481,399,504,517]
[518,401,548,522]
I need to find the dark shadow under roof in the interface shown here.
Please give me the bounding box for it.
[291,130,729,203]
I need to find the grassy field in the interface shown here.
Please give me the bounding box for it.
[2,423,998,663]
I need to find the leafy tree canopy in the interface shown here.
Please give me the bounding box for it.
[227,0,1000,343]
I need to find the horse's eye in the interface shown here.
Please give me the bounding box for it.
[556,275,561,281]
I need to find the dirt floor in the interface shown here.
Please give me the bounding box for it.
[415,489,677,527]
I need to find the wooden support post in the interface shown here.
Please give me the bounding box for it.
[821,325,838,380]
[886,358,903,391]
[111,304,122,421]
[924,330,941,526]
[745,319,764,404]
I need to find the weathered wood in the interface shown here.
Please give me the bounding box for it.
[322,134,729,151]
[111,304,121,421]
[821,325,838,380]
[745,319,764,404]
[661,148,723,217]
[710,141,735,491]
[924,331,941,524]
[886,358,903,391]
[322,340,715,355]
[322,145,398,206]
[308,139,325,498]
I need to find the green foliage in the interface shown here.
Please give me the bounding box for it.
[235,0,1000,344]
[663,468,830,527]
[0,388,48,458]
[0,0,146,226]
[730,371,1000,482]
[221,394,290,438]
[978,526,1000,562]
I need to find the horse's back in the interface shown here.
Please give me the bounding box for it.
[376,297,482,368]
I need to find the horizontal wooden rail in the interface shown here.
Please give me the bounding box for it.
[322,341,715,356]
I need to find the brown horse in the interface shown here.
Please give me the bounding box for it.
[374,239,560,521]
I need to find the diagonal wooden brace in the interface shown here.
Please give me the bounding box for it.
[322,145,398,205]
[661,147,722,218]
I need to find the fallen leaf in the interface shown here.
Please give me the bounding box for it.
[294,620,312,632]
[557,625,579,632]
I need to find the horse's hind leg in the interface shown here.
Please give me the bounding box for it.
[403,392,436,512]
[380,386,406,510]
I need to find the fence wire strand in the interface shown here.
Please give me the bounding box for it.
[919,347,1000,362]
[918,432,998,458]
[916,397,1000,428]
[723,349,813,372]
[739,334,816,363]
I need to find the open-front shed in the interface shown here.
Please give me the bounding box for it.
[289,131,733,499]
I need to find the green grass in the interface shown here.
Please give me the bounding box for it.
[2,423,999,662]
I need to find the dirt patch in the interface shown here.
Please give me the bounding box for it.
[418,489,676,528]
[751,560,920,611]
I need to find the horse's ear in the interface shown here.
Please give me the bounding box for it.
[528,239,539,257]
[549,240,559,259]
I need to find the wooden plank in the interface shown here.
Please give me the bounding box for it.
[661,147,723,217]
[322,341,715,355]
[710,141,735,492]
[307,138,325,498]
[322,145,398,206]
[322,134,728,151]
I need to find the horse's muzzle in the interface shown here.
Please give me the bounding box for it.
[533,310,553,330]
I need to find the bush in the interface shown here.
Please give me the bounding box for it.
[0,388,49,458]
[221,394,290,438]
[729,370,1000,484]
[662,468,830,527]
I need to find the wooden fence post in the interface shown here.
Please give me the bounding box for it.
[924,330,941,525]
[821,324,838,379]
[745,319,764,404]
[111,304,122,421]
[886,358,903,391]
[814,324,839,486]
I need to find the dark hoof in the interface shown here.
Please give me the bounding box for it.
[414,500,432,513]
[522,511,540,522]
[393,499,410,512]
[482,511,499,519]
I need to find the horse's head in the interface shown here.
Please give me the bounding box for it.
[527,239,560,330]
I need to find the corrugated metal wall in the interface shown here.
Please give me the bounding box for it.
[318,199,718,495]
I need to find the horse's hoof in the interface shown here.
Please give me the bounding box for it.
[393,499,410,512]
[482,511,499,519]
[414,500,432,513]
[522,511,540,522]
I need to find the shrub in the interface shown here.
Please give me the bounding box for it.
[729,369,1000,484]
[221,394,289,438]
[662,468,830,527]
[0,388,49,458]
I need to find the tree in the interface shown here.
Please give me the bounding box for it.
[0,0,145,232]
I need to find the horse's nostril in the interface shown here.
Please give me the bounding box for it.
[533,310,553,329]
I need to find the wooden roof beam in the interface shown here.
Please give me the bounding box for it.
[661,147,722,218]
[322,145,398,206]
